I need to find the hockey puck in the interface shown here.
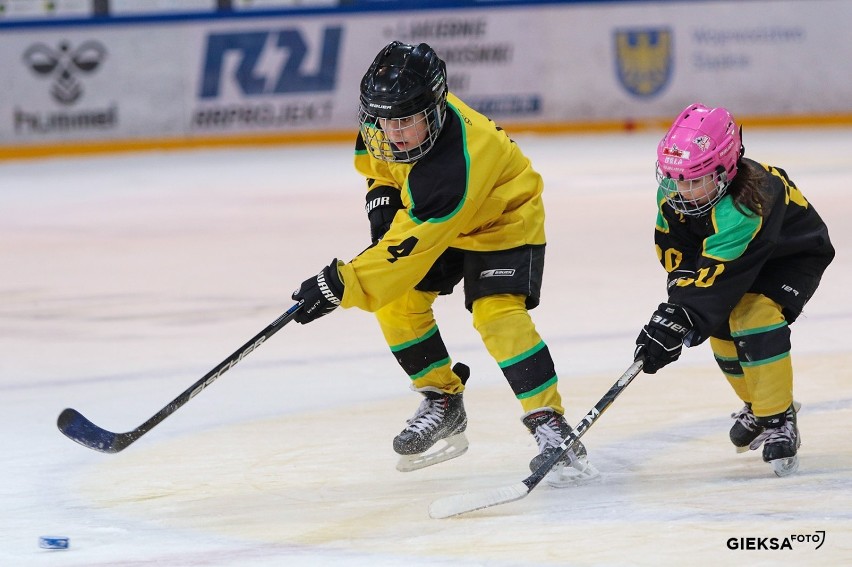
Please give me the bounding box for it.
[38,536,69,550]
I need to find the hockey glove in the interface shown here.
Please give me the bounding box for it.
[291,259,344,324]
[365,185,403,243]
[634,302,693,374]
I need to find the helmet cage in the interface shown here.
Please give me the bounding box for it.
[657,162,730,217]
[359,105,445,163]
[358,41,448,163]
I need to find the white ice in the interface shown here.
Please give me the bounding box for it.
[2,128,851,566]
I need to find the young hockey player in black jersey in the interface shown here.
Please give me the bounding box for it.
[290,41,597,486]
[633,103,834,476]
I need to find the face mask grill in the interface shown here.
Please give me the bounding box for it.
[657,163,730,217]
[359,106,444,163]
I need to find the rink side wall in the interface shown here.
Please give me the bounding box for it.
[1,0,851,160]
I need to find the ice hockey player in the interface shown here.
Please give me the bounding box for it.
[633,103,834,476]
[290,40,597,486]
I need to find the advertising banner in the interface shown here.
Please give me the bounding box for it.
[1,0,850,153]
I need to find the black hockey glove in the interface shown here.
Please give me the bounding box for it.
[365,185,403,243]
[291,259,344,324]
[634,302,693,374]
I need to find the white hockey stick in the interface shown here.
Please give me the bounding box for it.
[429,360,643,519]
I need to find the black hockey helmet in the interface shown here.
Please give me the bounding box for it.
[360,41,447,119]
[358,41,448,162]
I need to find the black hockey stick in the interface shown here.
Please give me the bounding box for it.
[57,301,303,453]
[428,360,643,518]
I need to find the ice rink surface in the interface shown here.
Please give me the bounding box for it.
[2,127,850,566]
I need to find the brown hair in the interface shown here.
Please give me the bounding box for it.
[726,159,769,217]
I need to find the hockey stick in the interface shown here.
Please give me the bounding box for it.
[428,359,644,519]
[57,301,303,453]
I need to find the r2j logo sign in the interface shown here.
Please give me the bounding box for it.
[199,27,342,98]
[614,28,672,98]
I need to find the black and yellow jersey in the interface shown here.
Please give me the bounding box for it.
[339,92,546,312]
[655,157,834,345]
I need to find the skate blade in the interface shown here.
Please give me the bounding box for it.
[545,457,601,488]
[396,432,469,472]
[770,455,799,477]
[735,445,750,454]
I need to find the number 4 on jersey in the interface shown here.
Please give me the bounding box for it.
[387,236,418,263]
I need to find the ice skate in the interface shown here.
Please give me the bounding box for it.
[746,403,802,477]
[522,409,599,488]
[393,364,469,472]
[730,403,762,453]
[730,400,801,454]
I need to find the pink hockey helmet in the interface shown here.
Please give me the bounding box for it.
[656,103,743,216]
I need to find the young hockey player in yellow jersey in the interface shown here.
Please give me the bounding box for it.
[291,41,596,486]
[633,103,834,476]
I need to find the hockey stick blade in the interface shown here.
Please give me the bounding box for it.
[429,360,643,519]
[57,301,303,453]
[429,482,529,519]
[57,408,132,453]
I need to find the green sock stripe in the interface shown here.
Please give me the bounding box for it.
[390,325,438,353]
[731,321,788,337]
[409,357,451,381]
[740,351,790,368]
[516,375,558,400]
[498,340,546,369]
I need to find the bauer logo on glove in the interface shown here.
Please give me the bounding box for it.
[635,302,693,374]
[650,310,690,335]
